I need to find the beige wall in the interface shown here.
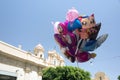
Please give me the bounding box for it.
[0,41,64,80]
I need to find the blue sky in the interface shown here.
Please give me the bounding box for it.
[0,0,120,80]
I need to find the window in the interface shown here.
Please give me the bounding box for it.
[40,54,42,58]
[99,76,102,80]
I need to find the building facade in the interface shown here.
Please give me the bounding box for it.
[92,72,110,80]
[0,41,64,80]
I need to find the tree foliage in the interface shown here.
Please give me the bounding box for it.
[42,66,91,80]
[118,75,120,80]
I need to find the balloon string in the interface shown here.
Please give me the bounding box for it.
[75,39,83,68]
[75,39,83,55]
[76,60,80,68]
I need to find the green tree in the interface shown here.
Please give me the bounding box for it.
[42,66,91,80]
[118,75,120,80]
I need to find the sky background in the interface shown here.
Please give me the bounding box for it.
[0,0,120,80]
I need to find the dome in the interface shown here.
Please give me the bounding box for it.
[34,44,44,51]
[95,72,105,76]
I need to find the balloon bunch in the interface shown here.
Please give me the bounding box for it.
[53,8,108,63]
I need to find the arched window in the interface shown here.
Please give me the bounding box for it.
[99,76,102,80]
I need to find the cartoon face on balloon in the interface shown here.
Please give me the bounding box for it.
[78,14,96,29]
[52,21,68,35]
[89,14,96,28]
[76,14,100,39]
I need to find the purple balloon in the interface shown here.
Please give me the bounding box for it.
[76,52,91,63]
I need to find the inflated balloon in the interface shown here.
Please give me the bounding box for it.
[73,14,103,52]
[54,22,77,58]
[75,14,99,39]
[68,18,82,32]
[76,52,96,62]
[53,8,108,63]
[66,7,79,22]
[52,21,60,34]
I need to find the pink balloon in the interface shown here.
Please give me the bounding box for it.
[66,8,79,22]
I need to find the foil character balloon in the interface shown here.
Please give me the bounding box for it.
[66,7,79,22]
[53,22,77,62]
[74,14,108,63]
[67,18,82,32]
[78,14,108,52]
[76,52,96,63]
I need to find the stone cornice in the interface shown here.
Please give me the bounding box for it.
[0,41,53,67]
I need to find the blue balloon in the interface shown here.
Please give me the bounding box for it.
[68,19,82,32]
